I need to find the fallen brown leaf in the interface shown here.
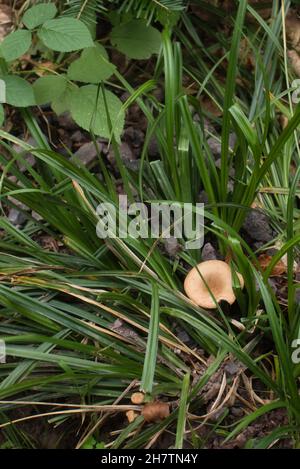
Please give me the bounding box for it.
[200,96,222,117]
[286,11,300,52]
[0,5,12,41]
[258,254,286,276]
[288,50,300,77]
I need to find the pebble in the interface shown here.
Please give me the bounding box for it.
[243,210,273,243]
[108,142,136,167]
[202,242,217,261]
[12,137,36,173]
[72,141,103,166]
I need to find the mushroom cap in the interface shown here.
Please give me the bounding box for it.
[131,392,145,405]
[184,260,244,309]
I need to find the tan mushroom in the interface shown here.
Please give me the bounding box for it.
[131,392,145,405]
[126,410,138,423]
[184,260,244,309]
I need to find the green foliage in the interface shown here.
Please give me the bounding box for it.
[0,1,165,136]
[81,437,105,449]
[63,0,106,24]
[119,0,185,25]
[110,20,162,59]
[37,18,94,52]
[0,104,4,126]
[63,0,186,25]
[67,44,116,83]
[1,75,35,107]
[0,30,32,61]
[51,82,78,115]
[69,85,125,141]
[33,75,68,105]
[22,3,58,30]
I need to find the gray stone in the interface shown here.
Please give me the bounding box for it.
[224,361,241,376]
[70,130,84,143]
[124,160,140,171]
[12,137,36,172]
[207,137,221,156]
[8,205,27,226]
[198,190,209,204]
[57,112,77,130]
[72,141,102,166]
[124,127,144,148]
[108,142,135,166]
[243,210,273,243]
[207,133,236,158]
[164,237,181,257]
[148,137,159,157]
[177,329,191,344]
[231,407,244,417]
[202,242,217,261]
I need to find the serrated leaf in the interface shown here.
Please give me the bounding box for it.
[2,75,35,107]
[0,30,32,61]
[67,44,115,84]
[0,104,4,127]
[70,85,125,141]
[110,20,161,60]
[38,18,94,52]
[33,75,67,105]
[23,3,57,30]
[51,82,78,115]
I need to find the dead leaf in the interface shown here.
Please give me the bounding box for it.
[286,11,300,52]
[288,50,300,76]
[0,5,12,41]
[279,114,289,129]
[239,38,255,69]
[34,61,57,77]
[141,401,170,423]
[258,254,286,276]
[200,96,223,117]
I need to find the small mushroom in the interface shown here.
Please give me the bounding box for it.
[131,392,145,405]
[184,260,244,309]
[126,410,138,423]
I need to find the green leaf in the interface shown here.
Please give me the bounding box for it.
[33,75,67,105]
[0,104,4,127]
[2,75,35,107]
[22,3,57,30]
[0,30,32,61]
[81,437,105,449]
[51,82,78,115]
[110,20,161,59]
[38,18,94,52]
[70,85,125,141]
[67,44,115,83]
[140,282,160,393]
[175,372,190,449]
